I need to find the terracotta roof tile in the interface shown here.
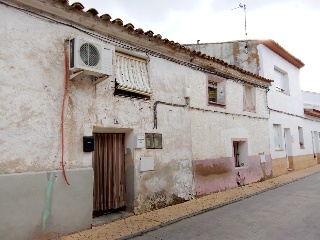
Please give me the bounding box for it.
[163,38,169,44]
[112,18,123,26]
[135,28,144,34]
[59,0,69,4]
[50,0,272,84]
[258,39,304,69]
[144,30,154,37]
[70,2,84,10]
[304,108,320,118]
[153,34,162,39]
[86,8,98,16]
[124,23,135,31]
[100,13,111,21]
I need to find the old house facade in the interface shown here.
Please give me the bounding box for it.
[1,1,272,239]
[186,40,320,177]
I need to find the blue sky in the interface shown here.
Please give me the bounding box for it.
[72,0,320,92]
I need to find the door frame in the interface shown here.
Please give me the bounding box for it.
[283,128,293,169]
[92,127,135,213]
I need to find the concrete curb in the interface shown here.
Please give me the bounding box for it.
[120,171,320,240]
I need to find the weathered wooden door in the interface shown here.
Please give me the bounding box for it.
[93,133,126,211]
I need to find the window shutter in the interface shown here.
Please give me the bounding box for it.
[115,52,152,96]
[217,83,225,103]
[274,69,285,91]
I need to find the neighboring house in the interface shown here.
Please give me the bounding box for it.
[303,90,320,111]
[185,39,320,177]
[302,91,320,158]
[1,1,272,239]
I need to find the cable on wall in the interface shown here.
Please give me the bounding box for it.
[153,100,269,129]
[61,43,70,185]
[153,101,187,129]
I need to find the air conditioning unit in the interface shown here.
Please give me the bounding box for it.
[69,36,114,78]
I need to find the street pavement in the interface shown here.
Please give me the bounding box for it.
[132,172,320,240]
[61,165,320,240]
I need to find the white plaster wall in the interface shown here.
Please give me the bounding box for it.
[256,44,320,159]
[258,44,304,116]
[185,41,260,75]
[269,111,320,159]
[0,3,197,212]
[302,91,320,110]
[132,58,199,210]
[188,69,270,160]
[0,5,71,173]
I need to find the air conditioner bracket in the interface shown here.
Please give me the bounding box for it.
[93,75,108,85]
[70,70,84,80]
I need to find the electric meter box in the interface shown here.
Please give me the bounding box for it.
[134,134,145,148]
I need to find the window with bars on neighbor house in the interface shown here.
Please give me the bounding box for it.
[207,75,226,106]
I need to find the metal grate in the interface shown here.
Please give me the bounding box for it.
[79,43,100,66]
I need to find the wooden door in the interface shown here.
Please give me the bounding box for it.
[93,133,126,211]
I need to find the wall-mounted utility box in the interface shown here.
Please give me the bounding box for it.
[145,133,162,149]
[134,134,145,148]
[259,153,266,163]
[83,136,94,152]
[145,133,154,149]
[140,157,154,172]
[153,134,162,149]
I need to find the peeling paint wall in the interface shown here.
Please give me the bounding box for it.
[0,1,196,227]
[194,155,272,195]
[0,1,291,238]
[133,57,197,212]
[188,60,271,195]
[185,41,261,75]
[186,41,320,176]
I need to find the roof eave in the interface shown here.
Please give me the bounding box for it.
[258,39,305,69]
[304,108,320,118]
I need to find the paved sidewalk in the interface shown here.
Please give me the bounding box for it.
[60,165,320,240]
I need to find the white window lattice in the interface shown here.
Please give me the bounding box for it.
[115,52,152,96]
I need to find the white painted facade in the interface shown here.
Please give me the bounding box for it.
[0,1,272,239]
[189,79,269,160]
[303,91,320,110]
[0,0,196,212]
[189,72,272,195]
[186,40,320,174]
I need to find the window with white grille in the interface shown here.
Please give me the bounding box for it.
[274,68,289,94]
[115,52,152,98]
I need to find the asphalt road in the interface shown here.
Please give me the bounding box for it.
[131,173,320,240]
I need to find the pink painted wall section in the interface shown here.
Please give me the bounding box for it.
[194,154,272,196]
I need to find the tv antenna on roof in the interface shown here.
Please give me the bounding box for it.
[232,3,248,52]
